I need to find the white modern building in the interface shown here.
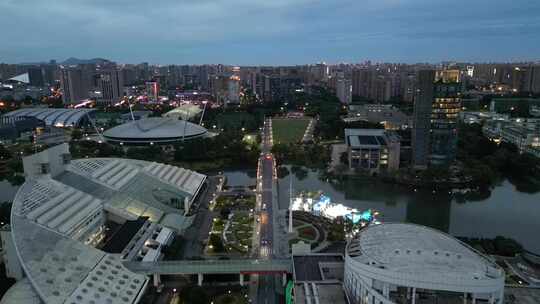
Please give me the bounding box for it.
[0,143,207,304]
[103,117,208,145]
[344,223,505,304]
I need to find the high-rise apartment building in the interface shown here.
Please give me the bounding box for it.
[27,66,44,87]
[60,68,89,104]
[227,75,241,105]
[336,78,352,104]
[98,69,123,104]
[412,69,462,167]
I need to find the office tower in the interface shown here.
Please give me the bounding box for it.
[412,70,462,167]
[412,70,434,168]
[98,69,124,104]
[27,66,44,87]
[336,77,352,104]
[60,68,89,104]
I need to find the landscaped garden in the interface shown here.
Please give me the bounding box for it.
[289,211,346,252]
[207,212,254,256]
[272,118,310,144]
[214,195,256,211]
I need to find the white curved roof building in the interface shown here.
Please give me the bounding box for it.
[1,143,207,304]
[344,223,505,304]
[2,108,96,127]
[103,117,208,144]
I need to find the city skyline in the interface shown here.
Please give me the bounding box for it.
[1,0,540,65]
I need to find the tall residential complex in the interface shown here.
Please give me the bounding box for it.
[336,77,352,104]
[98,69,123,104]
[60,68,89,104]
[412,69,462,167]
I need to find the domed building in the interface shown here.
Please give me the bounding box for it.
[344,223,505,304]
[103,117,208,145]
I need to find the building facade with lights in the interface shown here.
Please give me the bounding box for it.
[345,128,401,173]
[412,69,462,167]
[344,223,505,304]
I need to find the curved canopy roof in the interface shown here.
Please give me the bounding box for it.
[346,223,504,291]
[2,108,95,127]
[103,117,207,142]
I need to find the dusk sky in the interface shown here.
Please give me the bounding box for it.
[1,0,539,65]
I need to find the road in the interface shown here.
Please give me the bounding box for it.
[254,118,280,303]
[181,176,221,259]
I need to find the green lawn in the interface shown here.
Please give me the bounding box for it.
[272,118,310,144]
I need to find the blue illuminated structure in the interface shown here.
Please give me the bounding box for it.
[346,209,374,224]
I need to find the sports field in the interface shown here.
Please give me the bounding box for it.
[272,118,310,144]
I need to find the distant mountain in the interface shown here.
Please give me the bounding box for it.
[61,57,112,65]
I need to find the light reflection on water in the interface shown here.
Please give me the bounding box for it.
[224,168,540,254]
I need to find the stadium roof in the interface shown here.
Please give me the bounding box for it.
[2,108,96,127]
[103,117,208,143]
[347,223,504,286]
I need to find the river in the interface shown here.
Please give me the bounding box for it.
[223,168,540,254]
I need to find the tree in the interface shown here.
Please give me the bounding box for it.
[125,146,162,161]
[339,152,348,165]
[0,202,12,225]
[208,234,225,253]
[220,208,231,219]
[0,145,11,160]
[180,286,210,304]
[276,166,290,179]
[70,129,83,141]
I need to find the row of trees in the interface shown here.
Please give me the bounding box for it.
[458,123,540,191]
[174,132,260,166]
[0,145,25,186]
[271,143,330,169]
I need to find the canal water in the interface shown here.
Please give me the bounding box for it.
[223,168,540,254]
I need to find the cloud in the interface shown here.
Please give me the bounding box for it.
[0,0,539,64]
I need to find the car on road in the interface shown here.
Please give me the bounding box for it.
[262,203,266,210]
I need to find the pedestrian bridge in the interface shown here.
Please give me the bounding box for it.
[124,259,292,275]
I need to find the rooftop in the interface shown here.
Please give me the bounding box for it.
[8,146,207,304]
[103,117,207,142]
[347,223,504,283]
[2,108,96,127]
[293,254,343,282]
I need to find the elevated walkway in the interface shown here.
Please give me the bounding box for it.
[124,258,292,275]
